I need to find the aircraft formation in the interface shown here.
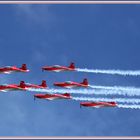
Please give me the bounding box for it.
[0,63,119,109]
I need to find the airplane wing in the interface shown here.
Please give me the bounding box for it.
[3,71,12,74]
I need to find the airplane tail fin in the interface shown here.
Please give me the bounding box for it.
[21,64,27,70]
[81,78,88,85]
[62,93,72,99]
[40,80,47,88]
[69,62,75,69]
[20,81,26,88]
[63,93,70,97]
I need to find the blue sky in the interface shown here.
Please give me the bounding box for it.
[0,4,140,136]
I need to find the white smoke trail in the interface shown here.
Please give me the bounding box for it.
[89,85,140,92]
[27,88,140,96]
[28,88,99,95]
[73,96,140,104]
[118,104,140,109]
[76,68,140,76]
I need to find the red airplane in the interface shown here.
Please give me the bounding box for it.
[0,64,29,74]
[42,62,75,72]
[23,80,47,89]
[80,101,117,108]
[34,93,72,100]
[0,81,26,92]
[54,78,89,88]
[0,80,47,92]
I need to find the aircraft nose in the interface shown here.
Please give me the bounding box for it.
[53,83,58,86]
[34,95,38,98]
[42,68,45,72]
[34,94,41,98]
[80,102,86,106]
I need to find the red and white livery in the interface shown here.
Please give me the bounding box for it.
[0,81,26,92]
[80,102,117,108]
[0,64,29,74]
[54,78,89,88]
[0,80,47,92]
[42,62,75,72]
[24,80,47,89]
[34,93,72,100]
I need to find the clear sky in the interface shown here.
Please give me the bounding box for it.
[0,4,140,136]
